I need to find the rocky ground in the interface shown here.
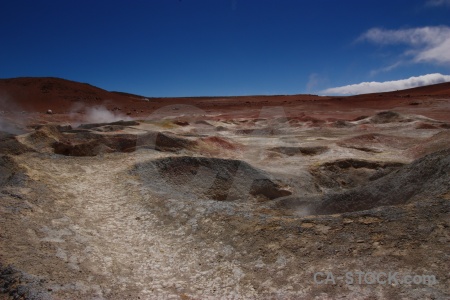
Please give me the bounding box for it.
[0,78,449,299]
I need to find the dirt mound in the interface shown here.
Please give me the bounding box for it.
[52,129,197,156]
[370,111,402,123]
[19,126,63,153]
[310,159,404,191]
[91,125,126,132]
[0,131,34,155]
[0,155,27,188]
[135,131,198,152]
[313,148,450,214]
[337,133,418,152]
[330,120,355,128]
[173,120,189,126]
[77,120,139,130]
[133,156,291,202]
[53,139,113,156]
[406,130,450,159]
[196,136,243,155]
[148,132,197,152]
[415,122,439,129]
[269,146,328,156]
[235,127,283,136]
[352,115,370,121]
[200,136,239,150]
[194,120,213,126]
[215,125,227,131]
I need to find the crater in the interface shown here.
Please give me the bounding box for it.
[310,159,404,191]
[275,149,450,215]
[269,146,328,156]
[132,156,291,202]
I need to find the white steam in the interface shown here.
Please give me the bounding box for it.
[84,106,132,123]
[0,116,22,134]
[70,103,133,124]
[0,94,25,134]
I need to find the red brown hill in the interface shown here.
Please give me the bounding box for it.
[0,77,148,113]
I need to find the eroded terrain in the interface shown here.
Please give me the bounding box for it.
[0,79,450,299]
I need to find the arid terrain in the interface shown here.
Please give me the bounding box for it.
[0,77,449,299]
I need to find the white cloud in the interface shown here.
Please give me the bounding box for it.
[359,26,450,65]
[425,0,450,7]
[321,73,450,95]
[369,61,403,76]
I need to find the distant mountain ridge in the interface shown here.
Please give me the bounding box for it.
[0,76,449,114]
[0,77,148,112]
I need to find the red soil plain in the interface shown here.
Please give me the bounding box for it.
[1,76,450,125]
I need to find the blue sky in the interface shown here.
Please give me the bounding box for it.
[1,0,450,96]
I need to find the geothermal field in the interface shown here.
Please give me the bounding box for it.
[0,77,449,299]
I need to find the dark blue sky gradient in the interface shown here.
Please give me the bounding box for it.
[1,0,450,96]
